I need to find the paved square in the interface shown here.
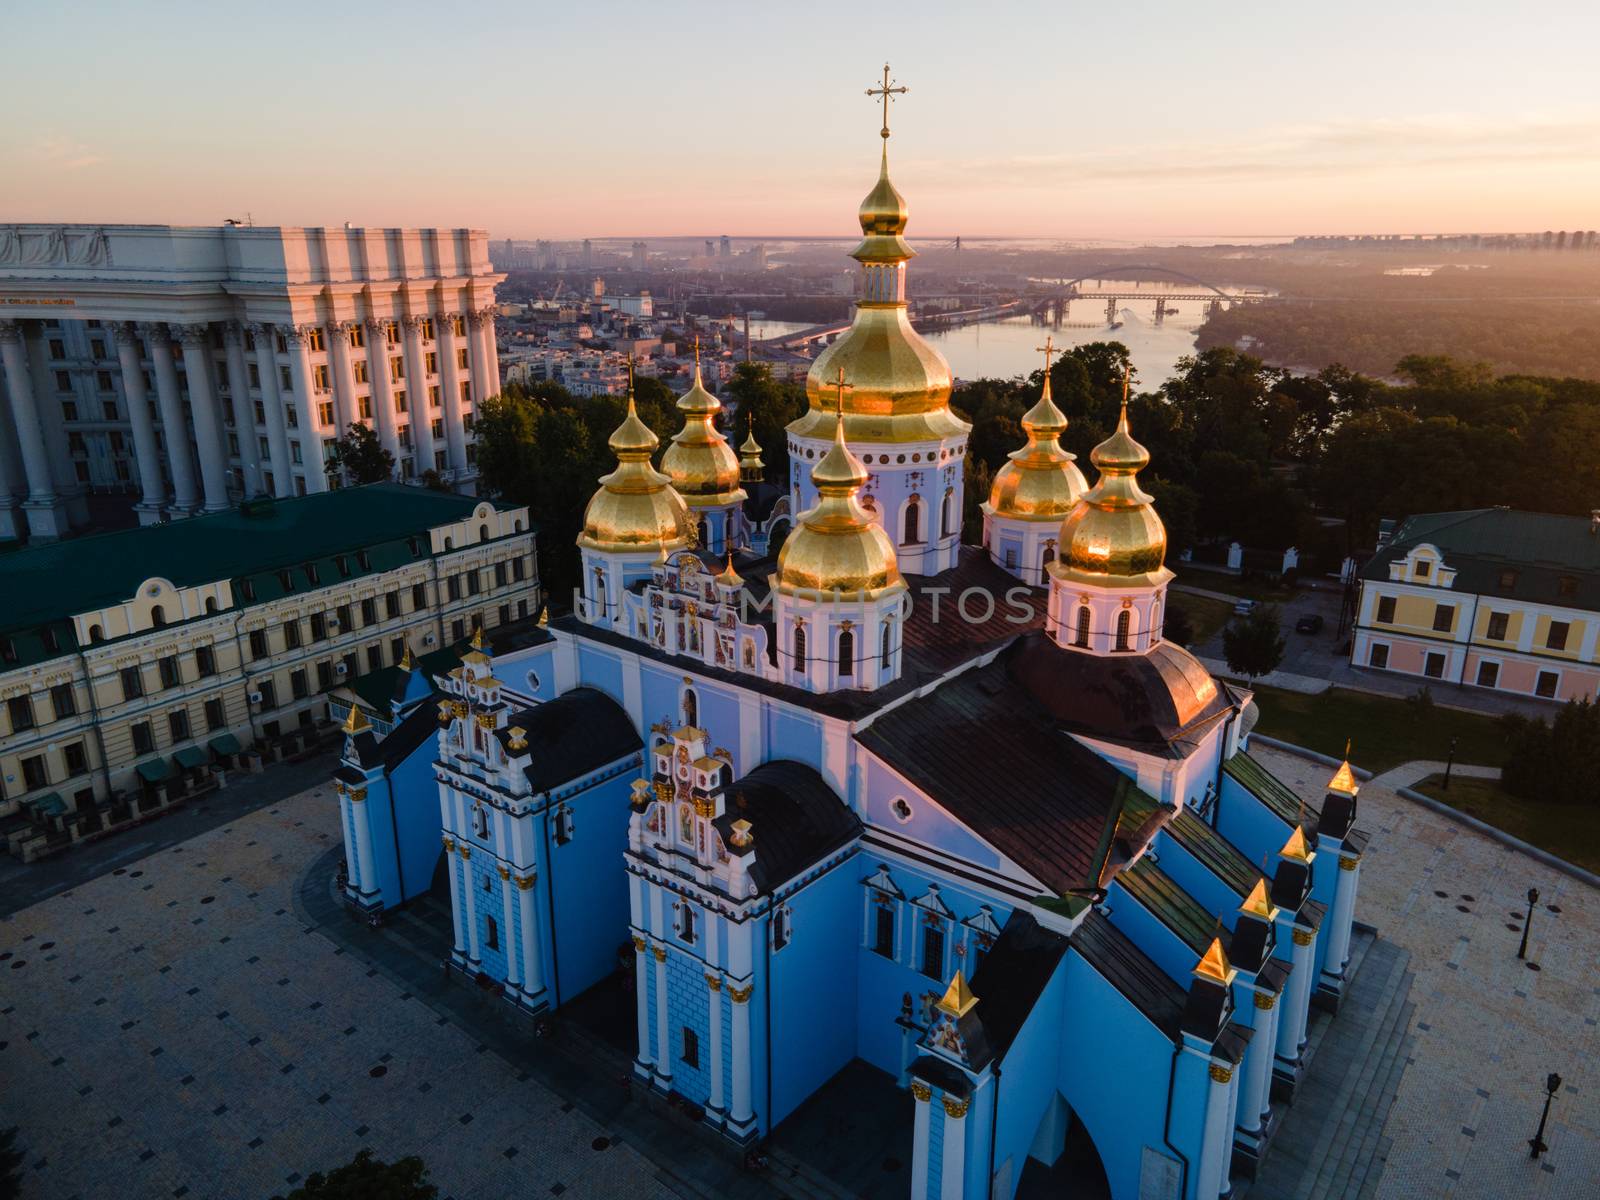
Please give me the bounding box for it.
[0,780,681,1200]
[1256,746,1599,1200]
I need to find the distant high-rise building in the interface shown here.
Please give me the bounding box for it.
[591,277,605,300]
[719,234,731,258]
[582,239,593,268]
[704,239,716,260]
[753,243,768,272]
[630,241,647,270]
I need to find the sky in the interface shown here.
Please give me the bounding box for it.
[5,0,1600,240]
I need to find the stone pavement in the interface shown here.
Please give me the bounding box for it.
[1254,746,1600,1200]
[0,779,686,1200]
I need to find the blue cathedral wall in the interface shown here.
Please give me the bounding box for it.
[988,965,1068,1199]
[1216,771,1291,873]
[665,943,710,1100]
[1154,832,1246,930]
[548,764,638,1004]
[471,864,511,981]
[1106,882,1194,987]
[390,737,446,905]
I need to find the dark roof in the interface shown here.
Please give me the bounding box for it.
[556,546,1046,722]
[1165,809,1261,898]
[1364,508,1600,613]
[1069,909,1184,1040]
[742,478,787,522]
[373,704,441,772]
[968,911,1070,1065]
[1006,632,1235,755]
[859,651,1146,896]
[1116,856,1232,958]
[495,687,642,792]
[713,760,859,893]
[1225,751,1321,828]
[344,638,474,714]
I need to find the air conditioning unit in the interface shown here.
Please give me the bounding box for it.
[329,617,341,629]
[423,633,437,646]
[335,662,348,675]
[248,691,263,704]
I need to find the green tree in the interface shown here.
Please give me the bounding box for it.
[725,363,806,484]
[0,1126,23,1200]
[1222,604,1285,681]
[1501,698,1600,806]
[272,1149,437,1200]
[329,422,396,485]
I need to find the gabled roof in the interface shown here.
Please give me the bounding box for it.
[1116,856,1233,958]
[495,687,641,792]
[1364,507,1600,612]
[1069,909,1185,1040]
[1164,809,1262,898]
[712,759,860,893]
[967,911,1070,1065]
[1225,751,1322,828]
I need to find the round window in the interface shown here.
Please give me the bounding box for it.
[891,797,913,823]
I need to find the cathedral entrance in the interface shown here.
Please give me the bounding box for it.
[1014,1094,1111,1199]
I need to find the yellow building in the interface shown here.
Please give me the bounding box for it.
[0,484,536,859]
[1353,508,1600,703]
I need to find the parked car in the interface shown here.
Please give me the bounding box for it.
[1232,599,1258,617]
[1295,614,1325,635]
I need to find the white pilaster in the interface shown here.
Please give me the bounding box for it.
[0,321,62,515]
[910,1082,932,1198]
[444,836,467,959]
[363,316,400,466]
[326,320,359,436]
[436,313,467,474]
[250,323,294,497]
[145,324,199,513]
[632,934,653,1070]
[176,324,230,512]
[729,980,753,1125]
[496,864,519,988]
[348,785,377,898]
[653,944,673,1085]
[282,326,326,493]
[940,1095,969,1200]
[1323,856,1360,988]
[1277,925,1316,1068]
[1238,990,1277,1143]
[113,323,165,518]
[517,871,543,997]
[707,973,725,1116]
[460,845,481,964]
[223,322,261,497]
[469,306,497,403]
[1197,1058,1235,1200]
[401,315,436,472]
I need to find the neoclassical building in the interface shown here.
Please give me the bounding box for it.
[0,224,503,539]
[338,88,1373,1200]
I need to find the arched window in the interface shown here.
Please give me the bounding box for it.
[941,492,954,537]
[204,597,219,614]
[793,623,806,670]
[697,517,709,550]
[486,915,499,950]
[150,605,167,629]
[682,688,697,729]
[479,522,489,542]
[881,622,893,669]
[443,536,453,550]
[89,624,104,644]
[902,500,922,545]
[1041,543,1056,576]
[1074,606,1091,648]
[838,628,854,677]
[1151,601,1162,643]
[513,518,524,533]
[1115,609,1131,651]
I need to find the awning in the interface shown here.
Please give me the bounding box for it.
[174,746,209,770]
[208,732,243,756]
[27,792,66,817]
[136,758,173,784]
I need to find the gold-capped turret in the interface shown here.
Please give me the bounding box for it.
[988,337,1088,520]
[936,970,979,1018]
[579,360,693,554]
[739,418,765,483]
[1240,878,1279,922]
[1194,936,1236,986]
[775,371,904,598]
[1327,740,1359,797]
[1281,825,1313,863]
[661,339,746,509]
[1054,370,1171,585]
[342,704,369,735]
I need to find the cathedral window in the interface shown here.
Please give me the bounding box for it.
[1115,609,1131,652]
[941,492,954,537]
[1074,606,1091,648]
[881,623,893,669]
[682,687,697,729]
[838,628,854,677]
[872,903,896,958]
[677,902,697,945]
[555,805,575,845]
[969,932,994,976]
[1151,601,1162,643]
[891,797,913,823]
[920,922,946,981]
[792,623,806,671]
[485,915,499,949]
[472,803,488,839]
[1042,542,1055,574]
[902,499,922,545]
[681,1027,699,1069]
[481,871,491,892]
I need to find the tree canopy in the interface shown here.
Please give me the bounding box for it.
[330,422,396,486]
[271,1149,437,1200]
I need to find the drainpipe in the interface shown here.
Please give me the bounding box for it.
[764,895,774,1141]
[1162,1040,1193,1200]
[1210,707,1237,830]
[1456,592,1481,686]
[541,788,562,1006]
[230,610,259,746]
[73,643,115,804]
[387,774,406,902]
[986,1060,1004,1196]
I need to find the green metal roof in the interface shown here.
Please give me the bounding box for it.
[1118,856,1227,956]
[0,484,522,664]
[1225,751,1320,827]
[1166,808,1262,897]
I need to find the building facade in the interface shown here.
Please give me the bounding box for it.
[1351,507,1600,702]
[0,484,536,856]
[0,224,504,540]
[337,100,1374,1200]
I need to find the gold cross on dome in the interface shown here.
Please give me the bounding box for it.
[866,63,908,140]
[1037,334,1058,375]
[693,335,700,367]
[626,351,636,397]
[831,366,854,415]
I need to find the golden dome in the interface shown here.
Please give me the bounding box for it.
[1053,397,1171,586]
[738,422,765,482]
[578,392,693,554]
[855,145,913,262]
[987,373,1088,520]
[775,401,904,599]
[660,353,746,510]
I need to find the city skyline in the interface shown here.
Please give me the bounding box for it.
[5,0,1600,240]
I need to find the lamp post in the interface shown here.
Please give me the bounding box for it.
[1443,736,1457,791]
[1517,887,1540,960]
[1528,1072,1561,1159]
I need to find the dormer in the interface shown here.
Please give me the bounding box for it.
[1387,544,1455,588]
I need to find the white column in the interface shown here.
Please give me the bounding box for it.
[940,1094,969,1200]
[443,836,467,959]
[145,324,199,513]
[1323,856,1361,986]
[470,305,499,402]
[707,973,725,1115]
[0,321,57,506]
[910,1082,932,1198]
[250,323,294,497]
[1277,925,1316,1066]
[460,846,481,964]
[729,980,753,1123]
[497,864,519,988]
[326,320,359,436]
[113,323,166,518]
[349,785,377,898]
[1197,1059,1235,1200]
[223,322,261,497]
[436,313,467,473]
[176,324,230,512]
[1238,991,1277,1142]
[363,316,400,466]
[517,871,543,997]
[401,315,436,472]
[653,944,673,1085]
[632,935,653,1068]
[282,326,326,493]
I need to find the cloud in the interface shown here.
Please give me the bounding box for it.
[35,136,103,170]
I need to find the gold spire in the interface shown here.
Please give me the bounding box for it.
[342,704,369,735]
[1240,878,1278,921]
[738,415,765,482]
[1052,367,1171,585]
[578,361,693,553]
[936,969,979,1018]
[1327,740,1359,797]
[398,642,415,672]
[774,370,904,598]
[1281,825,1312,863]
[715,551,743,589]
[791,65,967,446]
[987,335,1088,520]
[469,625,485,651]
[1194,936,1236,985]
[661,336,745,509]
